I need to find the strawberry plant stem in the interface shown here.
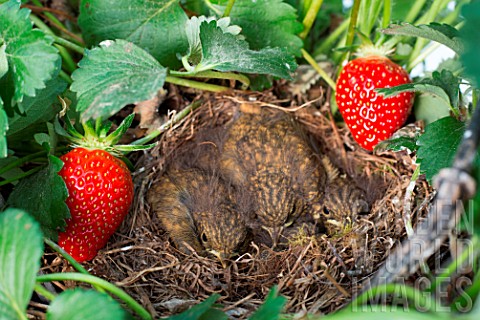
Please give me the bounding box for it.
[29,0,83,45]
[130,101,202,147]
[59,70,73,84]
[36,273,153,320]
[29,15,76,73]
[301,49,335,90]
[312,17,349,56]
[381,0,391,29]
[0,166,43,187]
[52,35,85,56]
[44,238,106,293]
[34,283,57,301]
[165,76,231,92]
[0,152,45,176]
[351,283,439,312]
[299,0,324,40]
[44,239,87,276]
[171,70,250,88]
[408,0,449,70]
[404,0,427,23]
[223,0,236,17]
[344,0,362,63]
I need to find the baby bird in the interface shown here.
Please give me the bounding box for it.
[147,169,248,266]
[320,157,370,235]
[147,128,251,266]
[220,112,327,246]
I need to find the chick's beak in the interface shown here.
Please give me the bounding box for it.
[209,249,229,268]
[262,225,284,248]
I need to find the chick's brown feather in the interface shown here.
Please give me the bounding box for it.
[220,112,327,242]
[147,169,249,258]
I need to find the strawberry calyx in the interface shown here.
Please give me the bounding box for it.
[55,113,155,157]
[354,43,395,59]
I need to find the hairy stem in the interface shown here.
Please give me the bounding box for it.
[381,0,391,29]
[52,35,85,56]
[313,17,349,56]
[30,15,77,73]
[343,0,362,63]
[223,0,236,17]
[36,273,152,320]
[170,70,250,89]
[165,75,231,92]
[0,166,43,187]
[30,0,83,45]
[301,49,336,90]
[299,0,324,39]
[34,283,57,301]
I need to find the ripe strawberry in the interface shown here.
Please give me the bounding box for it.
[58,148,134,262]
[335,54,414,150]
[55,113,153,262]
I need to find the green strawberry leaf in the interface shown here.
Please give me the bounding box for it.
[70,39,167,121]
[78,0,188,68]
[249,286,286,320]
[0,0,60,109]
[0,98,6,158]
[47,289,132,320]
[376,83,450,106]
[382,23,464,55]
[168,294,223,320]
[213,0,303,57]
[7,155,69,240]
[6,77,66,137]
[416,116,465,183]
[0,208,43,319]
[414,93,451,125]
[422,70,460,110]
[184,19,296,79]
[460,1,480,87]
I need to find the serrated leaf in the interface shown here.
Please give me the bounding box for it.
[7,77,66,137]
[47,289,132,320]
[382,23,464,55]
[249,286,286,320]
[188,20,296,79]
[0,99,6,158]
[423,70,460,109]
[0,208,43,320]
[214,0,303,57]
[168,294,222,320]
[70,39,167,121]
[185,16,242,66]
[78,0,188,68]
[0,0,60,107]
[416,117,465,182]
[460,2,480,87]
[376,83,450,107]
[7,155,69,240]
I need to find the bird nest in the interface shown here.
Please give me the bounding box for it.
[41,88,432,318]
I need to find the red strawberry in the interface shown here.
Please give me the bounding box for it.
[335,54,414,150]
[58,148,134,262]
[55,113,152,262]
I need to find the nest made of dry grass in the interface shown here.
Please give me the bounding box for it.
[40,88,433,319]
